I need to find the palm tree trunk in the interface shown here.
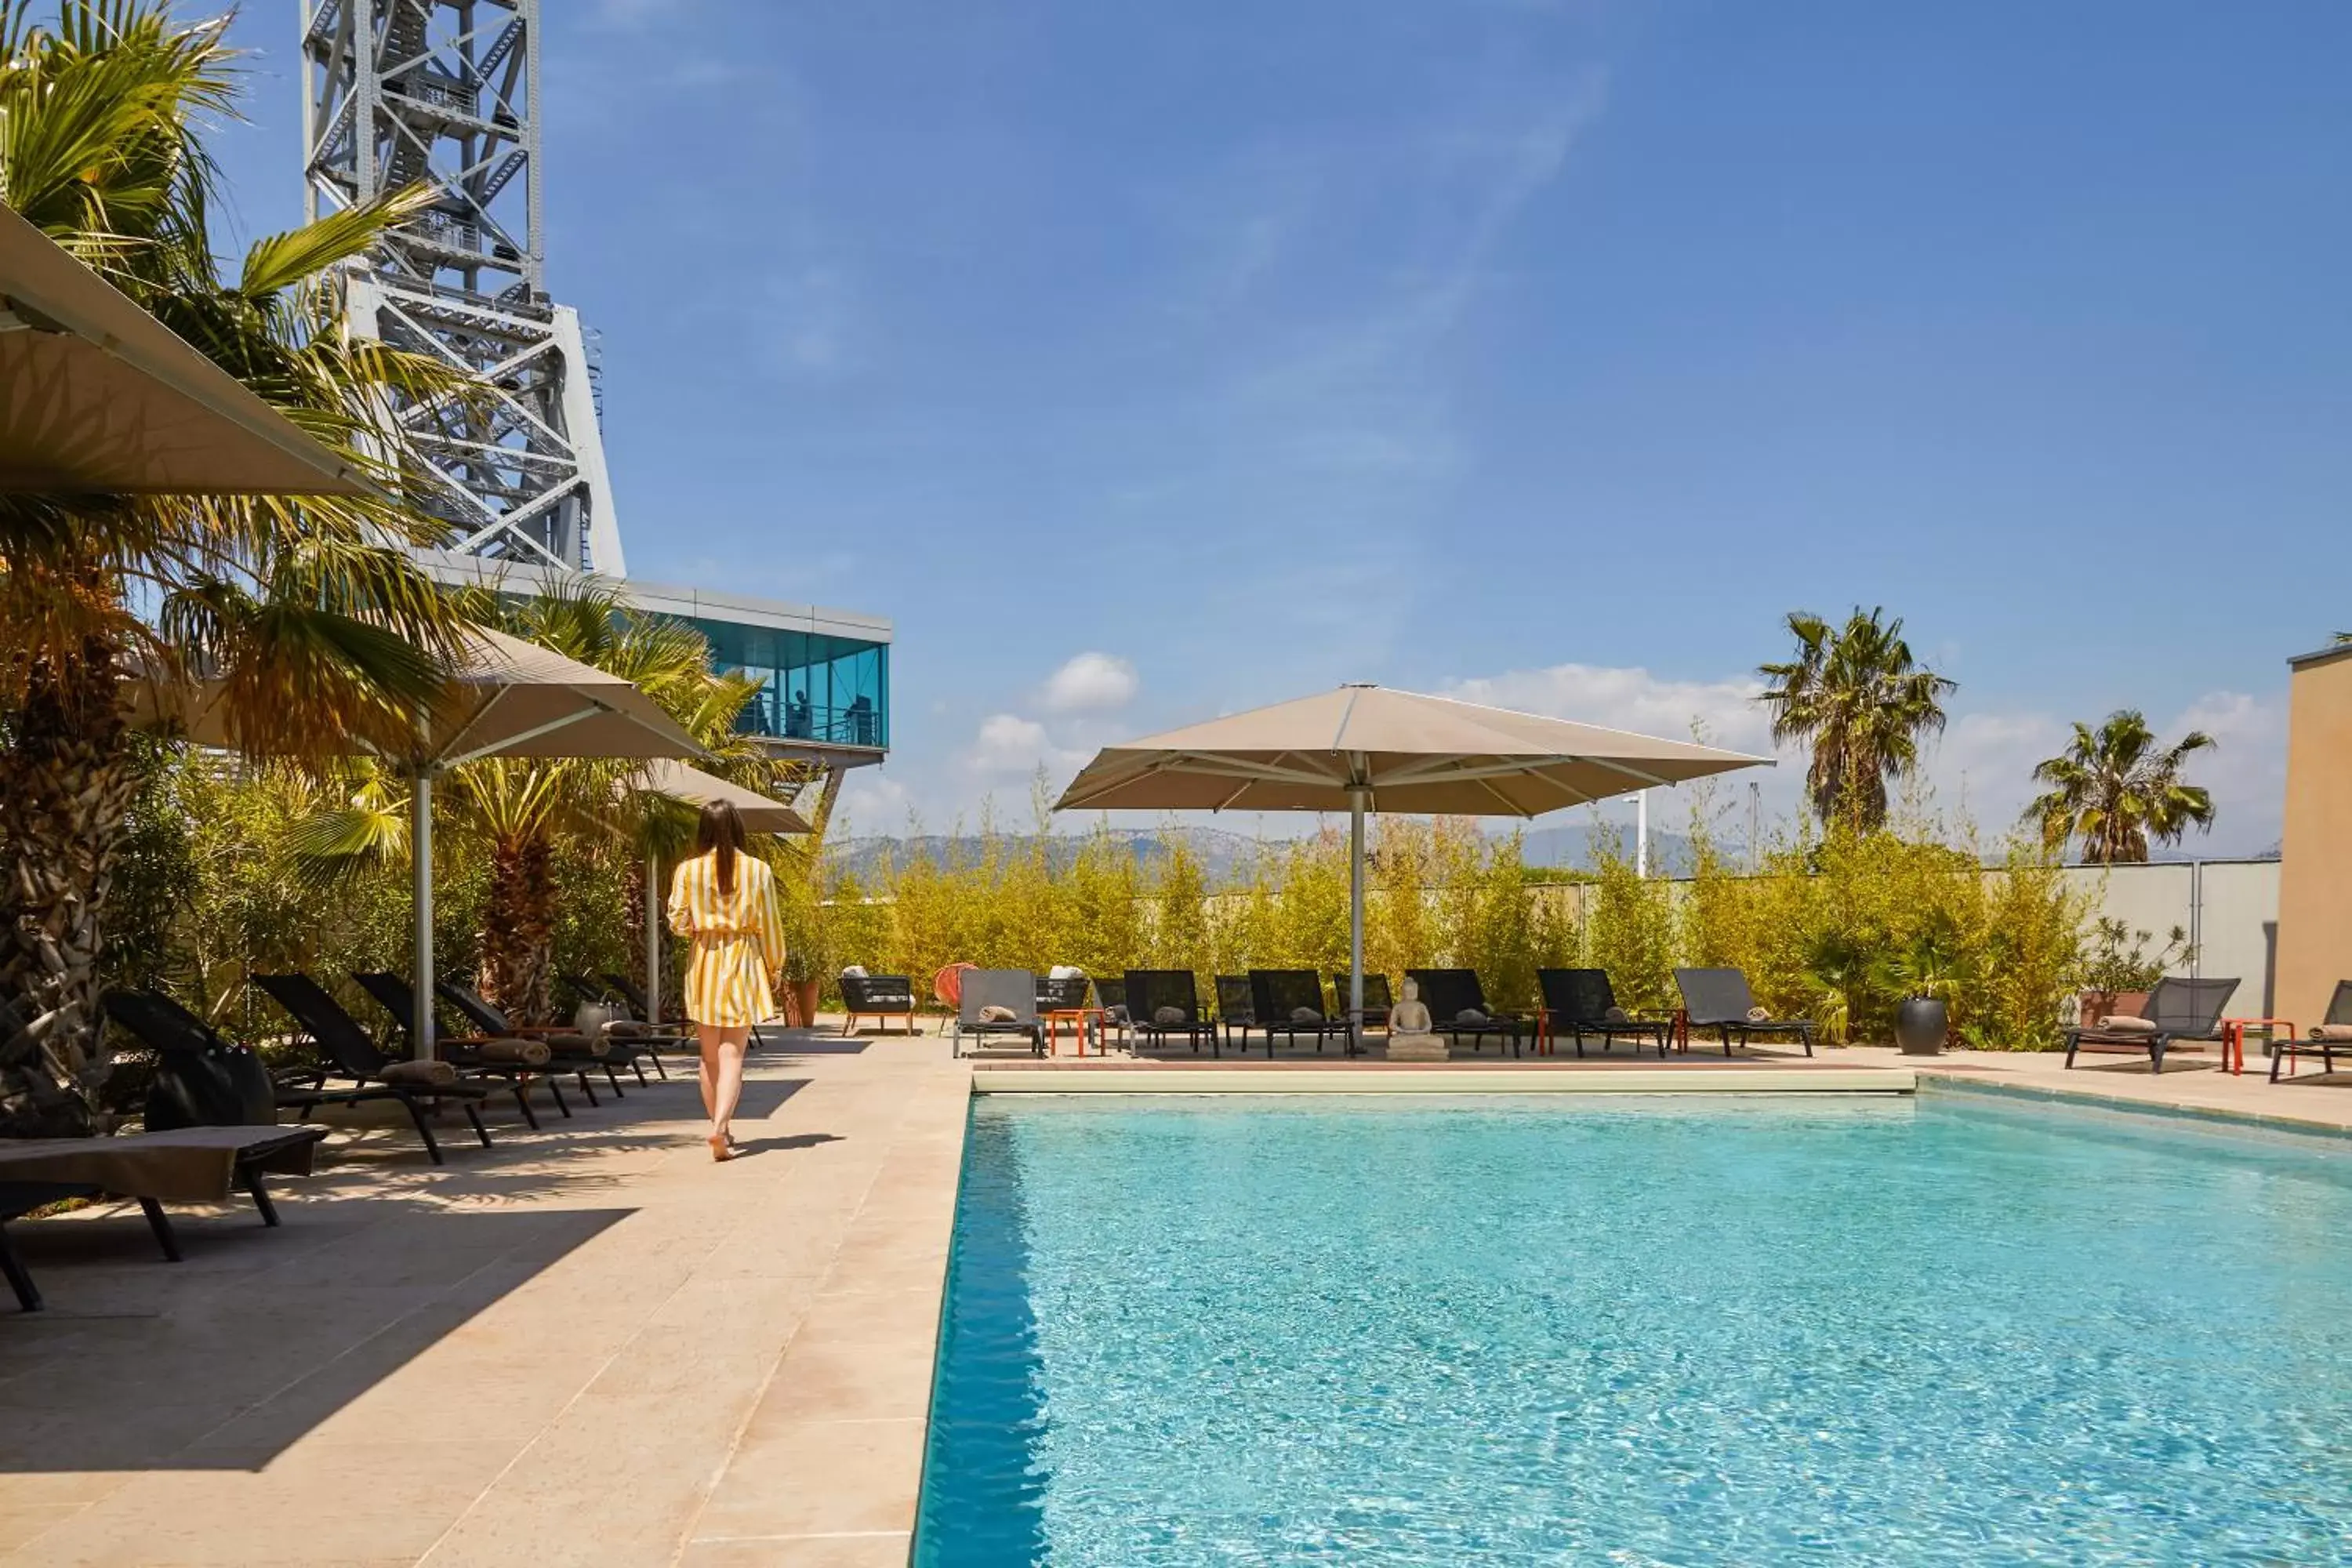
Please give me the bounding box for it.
[0,615,138,1136]
[478,833,557,1024]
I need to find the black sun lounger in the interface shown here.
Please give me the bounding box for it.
[1537,968,1670,1058]
[1673,968,1816,1058]
[255,973,549,1131]
[106,988,495,1167]
[1406,970,1533,1057]
[2064,975,2238,1075]
[1124,971,1218,1056]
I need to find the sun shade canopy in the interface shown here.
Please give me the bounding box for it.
[1054,684,1768,817]
[0,200,376,497]
[153,626,702,768]
[623,758,810,835]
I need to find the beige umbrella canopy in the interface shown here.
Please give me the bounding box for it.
[622,760,810,1025]
[147,626,703,1055]
[1054,684,1770,1046]
[158,626,697,768]
[1057,684,1764,815]
[623,758,811,835]
[0,200,376,496]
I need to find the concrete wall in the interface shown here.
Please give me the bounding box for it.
[2276,646,2352,1026]
[2060,860,2280,1016]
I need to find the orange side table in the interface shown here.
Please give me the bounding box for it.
[2221,1017,2296,1076]
[1044,1006,1105,1058]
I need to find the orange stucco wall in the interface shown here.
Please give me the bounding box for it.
[2275,648,2352,1027]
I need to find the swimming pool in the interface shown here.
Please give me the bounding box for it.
[914,1094,2352,1566]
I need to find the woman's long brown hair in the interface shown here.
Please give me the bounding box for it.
[696,800,747,895]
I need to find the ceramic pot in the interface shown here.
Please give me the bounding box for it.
[788,978,821,1029]
[1896,996,1948,1055]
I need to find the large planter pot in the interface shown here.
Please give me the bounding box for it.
[2078,990,2149,1028]
[786,978,822,1029]
[1896,996,1949,1055]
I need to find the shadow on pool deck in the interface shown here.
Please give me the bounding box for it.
[0,1070,820,1475]
[0,1204,630,1473]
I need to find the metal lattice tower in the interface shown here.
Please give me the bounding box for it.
[300,0,626,575]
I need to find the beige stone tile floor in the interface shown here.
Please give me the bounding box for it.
[9,1011,2345,1567]
[0,1030,971,1567]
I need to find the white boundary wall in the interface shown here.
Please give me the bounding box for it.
[2058,859,2281,1015]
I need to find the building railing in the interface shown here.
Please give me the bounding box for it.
[739,699,885,750]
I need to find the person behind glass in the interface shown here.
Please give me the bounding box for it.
[667,800,786,1161]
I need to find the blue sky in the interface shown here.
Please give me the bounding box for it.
[205,0,2349,854]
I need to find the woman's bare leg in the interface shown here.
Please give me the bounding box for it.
[709,1027,750,1145]
[697,1025,723,1121]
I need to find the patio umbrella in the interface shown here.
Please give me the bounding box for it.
[1054,684,1770,1048]
[0,201,376,495]
[620,759,810,1024]
[158,627,703,1056]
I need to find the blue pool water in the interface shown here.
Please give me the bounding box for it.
[913,1094,2352,1566]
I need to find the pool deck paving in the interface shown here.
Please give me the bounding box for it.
[5,1018,2350,1566]
[0,1032,967,1568]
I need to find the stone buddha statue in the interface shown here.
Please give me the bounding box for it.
[1385,977,1446,1062]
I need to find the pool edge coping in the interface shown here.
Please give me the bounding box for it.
[1915,1070,2352,1142]
[968,1065,1914,1095]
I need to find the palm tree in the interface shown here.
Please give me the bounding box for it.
[2023,711,2216,864]
[0,4,473,1122]
[1756,608,1956,831]
[294,583,788,1022]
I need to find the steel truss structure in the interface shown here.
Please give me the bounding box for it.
[301,0,626,575]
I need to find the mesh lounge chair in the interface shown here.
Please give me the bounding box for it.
[256,973,549,1132]
[1674,968,1816,1058]
[437,980,658,1090]
[601,972,670,1026]
[1537,968,1669,1058]
[1094,976,1131,1049]
[840,973,920,1036]
[1250,971,1352,1057]
[953,970,1044,1057]
[107,987,495,1166]
[1405,970,1531,1057]
[0,1115,325,1312]
[354,971,608,1108]
[2274,982,2352,1081]
[1329,971,1393,1030]
[2065,975,2238,1074]
[558,971,688,1053]
[1124,971,1218,1056]
[1214,975,1260,1055]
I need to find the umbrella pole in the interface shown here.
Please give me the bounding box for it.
[1348,787,1367,1058]
[410,767,435,1062]
[644,850,662,1025]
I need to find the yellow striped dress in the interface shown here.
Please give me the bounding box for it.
[666,850,788,1028]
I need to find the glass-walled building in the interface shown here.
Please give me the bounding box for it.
[686,618,889,751]
[414,554,893,765]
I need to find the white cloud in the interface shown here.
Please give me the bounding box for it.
[1443,662,1773,753]
[834,770,913,837]
[1042,652,1139,713]
[964,713,1091,778]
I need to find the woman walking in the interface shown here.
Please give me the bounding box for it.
[667,800,786,1160]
